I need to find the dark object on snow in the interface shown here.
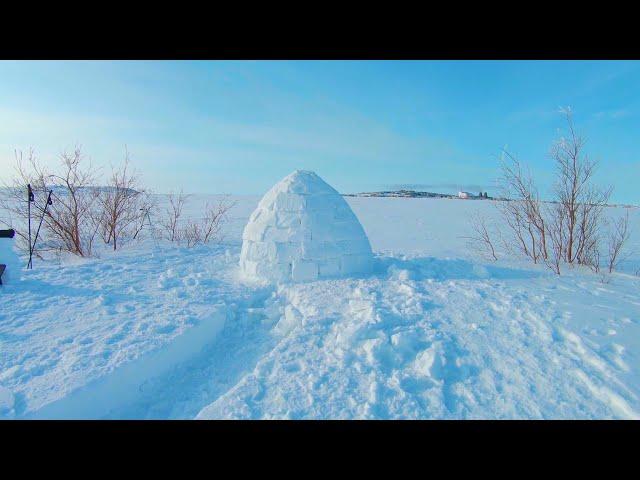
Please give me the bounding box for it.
[1,229,15,286]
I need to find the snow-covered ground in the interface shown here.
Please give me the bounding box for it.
[1,195,640,419]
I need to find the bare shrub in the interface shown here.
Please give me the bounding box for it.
[199,198,235,244]
[606,211,631,274]
[168,197,235,248]
[464,212,498,261]
[95,152,153,250]
[486,109,625,276]
[0,147,100,258]
[182,221,202,248]
[131,202,157,242]
[550,109,611,268]
[498,151,548,263]
[160,190,189,243]
[544,202,566,275]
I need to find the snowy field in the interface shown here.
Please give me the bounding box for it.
[1,195,640,419]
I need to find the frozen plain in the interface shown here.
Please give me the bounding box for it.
[1,195,640,419]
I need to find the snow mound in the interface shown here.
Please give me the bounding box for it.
[0,234,21,285]
[240,170,373,283]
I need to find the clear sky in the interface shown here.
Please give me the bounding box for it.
[1,60,638,202]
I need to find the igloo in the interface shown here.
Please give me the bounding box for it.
[240,170,374,283]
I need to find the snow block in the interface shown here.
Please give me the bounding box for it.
[305,193,343,212]
[257,261,291,281]
[275,211,302,229]
[274,242,297,262]
[274,192,306,212]
[292,259,318,282]
[244,241,276,262]
[240,259,259,277]
[239,170,374,283]
[340,254,373,275]
[301,242,334,259]
[318,257,341,277]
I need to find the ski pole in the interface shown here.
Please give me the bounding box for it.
[28,190,52,269]
[27,184,34,268]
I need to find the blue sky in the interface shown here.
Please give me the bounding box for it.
[1,60,638,202]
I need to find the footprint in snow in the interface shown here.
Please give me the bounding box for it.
[182,276,199,288]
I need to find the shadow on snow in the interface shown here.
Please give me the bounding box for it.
[375,255,542,281]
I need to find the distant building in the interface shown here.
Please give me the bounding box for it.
[458,191,472,199]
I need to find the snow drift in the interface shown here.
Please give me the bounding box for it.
[240,170,373,283]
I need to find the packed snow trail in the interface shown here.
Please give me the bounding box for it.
[101,287,280,419]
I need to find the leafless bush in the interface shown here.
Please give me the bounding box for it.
[199,198,235,244]
[544,202,566,275]
[486,109,625,276]
[132,202,156,241]
[163,196,235,248]
[181,221,202,248]
[498,151,548,264]
[606,211,630,274]
[94,152,154,250]
[464,212,498,261]
[160,190,189,243]
[550,109,611,269]
[0,147,100,258]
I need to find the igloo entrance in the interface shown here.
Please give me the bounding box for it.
[240,170,373,282]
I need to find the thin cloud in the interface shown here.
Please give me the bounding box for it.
[593,109,631,120]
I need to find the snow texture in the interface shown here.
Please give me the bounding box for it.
[0,385,14,413]
[240,171,373,283]
[198,262,640,419]
[1,194,639,419]
[0,236,21,285]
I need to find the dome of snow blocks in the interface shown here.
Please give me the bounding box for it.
[240,170,373,282]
